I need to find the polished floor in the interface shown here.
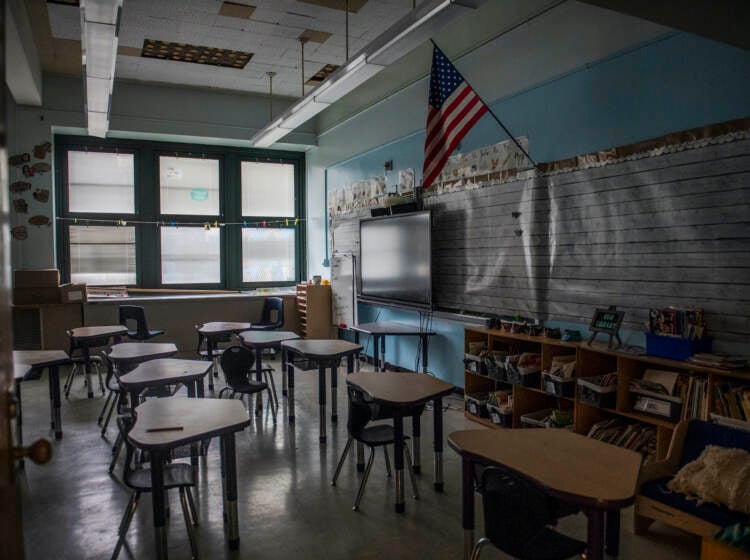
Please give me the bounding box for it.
[18,358,701,559]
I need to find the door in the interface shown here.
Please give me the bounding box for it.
[0,0,24,555]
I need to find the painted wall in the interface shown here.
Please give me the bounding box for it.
[306,32,750,386]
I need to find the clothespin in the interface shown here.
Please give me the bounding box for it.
[214,221,219,228]
[262,220,266,228]
[204,223,211,231]
[243,220,248,228]
[73,217,78,224]
[285,218,289,226]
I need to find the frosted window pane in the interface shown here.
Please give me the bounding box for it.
[160,156,220,215]
[68,152,135,213]
[161,227,220,284]
[242,228,295,283]
[241,162,295,217]
[69,226,136,285]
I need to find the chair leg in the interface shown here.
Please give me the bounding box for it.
[331,438,354,485]
[109,432,123,474]
[383,445,392,478]
[96,364,106,395]
[403,443,419,500]
[179,488,199,559]
[266,387,277,424]
[353,447,375,511]
[64,364,78,399]
[469,537,490,560]
[185,487,199,526]
[101,393,118,438]
[111,491,140,560]
[98,391,113,426]
[265,368,279,410]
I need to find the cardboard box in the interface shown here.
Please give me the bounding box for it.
[14,269,60,288]
[59,283,87,304]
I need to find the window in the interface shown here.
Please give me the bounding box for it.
[56,136,305,289]
[69,226,136,285]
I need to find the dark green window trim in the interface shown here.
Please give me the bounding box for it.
[55,134,306,289]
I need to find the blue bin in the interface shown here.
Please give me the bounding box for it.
[645,333,712,361]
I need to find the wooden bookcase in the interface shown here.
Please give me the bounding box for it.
[296,284,333,339]
[464,327,750,461]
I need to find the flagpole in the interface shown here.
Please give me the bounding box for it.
[430,40,537,168]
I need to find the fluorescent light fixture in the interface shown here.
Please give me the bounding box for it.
[80,0,122,138]
[248,0,482,148]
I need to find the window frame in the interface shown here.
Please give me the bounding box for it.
[55,135,306,289]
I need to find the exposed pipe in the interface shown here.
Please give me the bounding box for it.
[300,38,308,97]
[345,0,349,60]
[266,71,276,120]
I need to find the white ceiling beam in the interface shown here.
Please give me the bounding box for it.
[81,0,122,138]
[5,0,42,106]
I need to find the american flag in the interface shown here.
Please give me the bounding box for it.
[422,46,488,189]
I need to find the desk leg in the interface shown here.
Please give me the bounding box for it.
[15,380,23,468]
[196,377,205,399]
[207,339,215,392]
[606,509,621,556]
[49,365,63,439]
[422,335,429,375]
[586,508,605,560]
[254,349,263,417]
[287,351,295,424]
[83,345,94,399]
[149,450,168,560]
[281,345,288,396]
[411,414,421,475]
[221,432,240,550]
[394,411,405,513]
[330,365,338,424]
[373,335,380,372]
[433,397,444,491]
[347,354,354,375]
[462,456,475,560]
[380,336,386,371]
[318,366,327,443]
[186,383,199,466]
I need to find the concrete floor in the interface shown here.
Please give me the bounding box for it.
[17,359,701,559]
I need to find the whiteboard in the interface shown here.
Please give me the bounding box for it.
[331,253,356,328]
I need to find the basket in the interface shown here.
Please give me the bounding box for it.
[645,333,712,361]
[464,353,487,376]
[486,403,513,427]
[578,375,617,408]
[520,408,573,429]
[542,372,576,398]
[465,392,490,417]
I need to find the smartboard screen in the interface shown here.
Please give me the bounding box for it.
[359,211,432,308]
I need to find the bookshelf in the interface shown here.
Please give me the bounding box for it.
[296,284,333,339]
[463,327,750,461]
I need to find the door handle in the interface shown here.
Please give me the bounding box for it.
[13,439,52,465]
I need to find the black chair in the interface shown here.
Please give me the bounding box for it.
[470,467,587,560]
[249,297,284,331]
[119,305,165,340]
[110,416,198,560]
[218,346,277,422]
[63,330,105,399]
[98,352,128,439]
[331,386,419,511]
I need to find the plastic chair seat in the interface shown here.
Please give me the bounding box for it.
[198,348,227,358]
[71,355,103,364]
[522,528,587,560]
[228,379,268,395]
[357,424,410,447]
[126,329,164,340]
[125,463,195,491]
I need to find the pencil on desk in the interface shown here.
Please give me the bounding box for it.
[146,426,184,433]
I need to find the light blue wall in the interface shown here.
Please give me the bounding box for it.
[315,32,750,386]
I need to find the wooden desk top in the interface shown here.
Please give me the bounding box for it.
[13,350,70,368]
[108,342,178,363]
[197,322,253,335]
[239,331,299,347]
[347,372,454,406]
[70,325,128,340]
[128,398,251,450]
[351,322,437,336]
[118,359,212,391]
[281,339,362,359]
[448,429,642,508]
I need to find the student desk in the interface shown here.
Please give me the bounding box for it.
[350,322,436,373]
[448,429,642,560]
[69,325,128,397]
[127,398,251,559]
[347,371,454,513]
[238,330,299,397]
[13,350,71,448]
[281,339,362,443]
[196,322,253,391]
[118,358,211,403]
[107,342,178,373]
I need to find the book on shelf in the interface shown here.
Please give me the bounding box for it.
[688,353,747,369]
[681,376,709,420]
[713,382,750,422]
[649,307,706,339]
[586,418,657,463]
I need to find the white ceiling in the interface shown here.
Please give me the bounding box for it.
[45,0,412,97]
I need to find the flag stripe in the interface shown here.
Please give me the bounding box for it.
[424,87,478,156]
[424,83,472,144]
[424,92,485,164]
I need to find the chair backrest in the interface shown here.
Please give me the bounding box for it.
[346,386,385,438]
[219,346,254,388]
[480,467,555,558]
[119,305,149,339]
[259,297,284,328]
[681,419,750,467]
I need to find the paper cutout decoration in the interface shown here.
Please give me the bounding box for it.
[34,142,52,159]
[13,199,28,213]
[32,162,51,174]
[9,153,30,166]
[190,188,208,201]
[33,188,50,203]
[12,226,28,240]
[22,165,34,177]
[398,169,415,193]
[10,181,31,193]
[28,215,50,226]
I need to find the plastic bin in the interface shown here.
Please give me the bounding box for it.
[542,372,576,398]
[464,353,487,376]
[520,408,573,429]
[645,333,712,361]
[506,365,541,388]
[578,375,617,409]
[486,403,513,427]
[465,392,490,417]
